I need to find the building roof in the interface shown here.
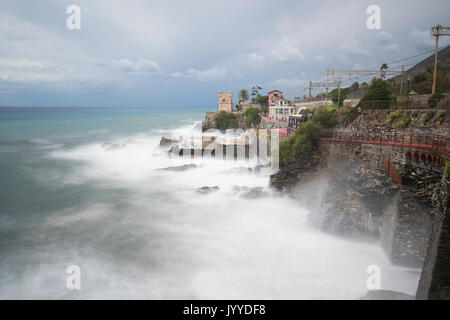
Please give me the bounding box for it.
[268,89,282,94]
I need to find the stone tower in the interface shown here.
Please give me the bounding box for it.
[218,92,233,112]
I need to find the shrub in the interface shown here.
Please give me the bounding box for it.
[412,111,419,117]
[423,111,435,124]
[279,120,323,166]
[340,106,359,124]
[331,90,346,108]
[437,111,446,124]
[296,120,322,145]
[428,92,445,108]
[279,140,293,167]
[387,110,403,123]
[215,111,238,130]
[397,114,411,128]
[359,78,396,108]
[446,161,450,175]
[292,134,313,157]
[313,106,338,128]
[243,107,261,128]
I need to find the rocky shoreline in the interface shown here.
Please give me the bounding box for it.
[269,141,444,269]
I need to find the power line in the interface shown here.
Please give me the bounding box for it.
[387,48,436,65]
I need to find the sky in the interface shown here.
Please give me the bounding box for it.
[0,0,449,108]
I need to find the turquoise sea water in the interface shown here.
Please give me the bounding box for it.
[0,107,421,299]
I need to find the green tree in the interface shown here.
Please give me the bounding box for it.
[312,106,338,128]
[331,89,346,107]
[360,82,369,90]
[215,111,238,130]
[428,92,445,108]
[279,140,293,167]
[380,63,389,79]
[296,120,322,145]
[244,107,261,127]
[238,89,249,103]
[278,120,322,166]
[254,94,268,106]
[350,82,359,92]
[359,77,396,108]
[251,85,262,99]
[292,135,313,157]
[410,66,450,94]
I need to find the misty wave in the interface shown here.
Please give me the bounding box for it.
[0,122,421,299]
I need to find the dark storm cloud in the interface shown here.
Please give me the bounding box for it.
[0,0,449,106]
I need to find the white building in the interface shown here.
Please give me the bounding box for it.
[269,99,295,121]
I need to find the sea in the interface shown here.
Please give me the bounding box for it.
[0,106,421,299]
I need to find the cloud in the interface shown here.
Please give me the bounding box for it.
[376,31,399,52]
[339,39,369,56]
[409,27,435,51]
[314,55,326,62]
[0,58,72,82]
[111,58,161,73]
[1,0,449,107]
[269,77,308,88]
[270,37,305,64]
[169,71,184,78]
[247,52,264,66]
[173,66,227,81]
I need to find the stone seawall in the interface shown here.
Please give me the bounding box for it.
[417,173,450,299]
[270,140,443,268]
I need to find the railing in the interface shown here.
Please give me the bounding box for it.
[358,98,450,110]
[320,129,450,159]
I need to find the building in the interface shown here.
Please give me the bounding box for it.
[293,99,333,110]
[288,110,312,129]
[268,90,283,106]
[268,99,295,122]
[275,99,289,106]
[218,92,233,112]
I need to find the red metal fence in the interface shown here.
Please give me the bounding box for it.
[320,129,450,159]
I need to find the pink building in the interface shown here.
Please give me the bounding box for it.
[268,90,283,106]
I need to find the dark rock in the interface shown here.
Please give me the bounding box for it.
[233,186,268,199]
[196,186,220,194]
[202,112,217,132]
[269,156,323,191]
[157,164,198,171]
[160,136,179,146]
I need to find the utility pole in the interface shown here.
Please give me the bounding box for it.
[431,25,450,94]
[309,81,312,99]
[337,80,342,108]
[325,68,329,101]
[400,65,404,96]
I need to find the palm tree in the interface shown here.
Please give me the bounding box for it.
[380,63,389,79]
[238,89,249,103]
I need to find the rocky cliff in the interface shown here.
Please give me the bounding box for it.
[270,139,444,268]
